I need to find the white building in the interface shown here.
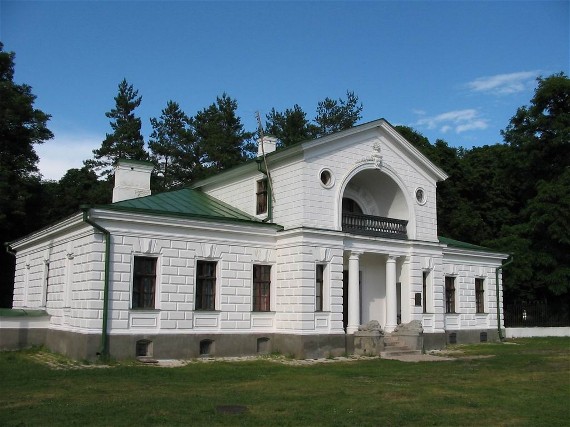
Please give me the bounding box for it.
[3,119,509,360]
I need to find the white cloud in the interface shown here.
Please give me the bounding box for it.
[467,71,539,95]
[35,131,103,181]
[415,109,489,134]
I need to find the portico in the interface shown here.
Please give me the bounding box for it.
[344,249,403,334]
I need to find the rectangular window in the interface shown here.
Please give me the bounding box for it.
[133,257,157,309]
[196,261,217,310]
[422,271,428,313]
[475,278,485,313]
[256,179,268,215]
[316,264,325,312]
[445,276,456,314]
[253,265,271,312]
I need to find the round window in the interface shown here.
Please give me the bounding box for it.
[415,188,426,205]
[319,169,334,188]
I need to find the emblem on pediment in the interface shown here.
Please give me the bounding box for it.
[356,139,383,169]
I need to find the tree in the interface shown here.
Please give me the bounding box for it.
[265,104,318,148]
[39,167,111,224]
[494,73,570,301]
[0,42,53,307]
[314,90,363,136]
[394,126,434,158]
[85,79,148,175]
[193,93,253,175]
[149,101,199,189]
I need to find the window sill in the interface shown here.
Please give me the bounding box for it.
[252,311,275,314]
[194,309,220,313]
[130,308,160,312]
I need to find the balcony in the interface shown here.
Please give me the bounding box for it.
[342,213,407,239]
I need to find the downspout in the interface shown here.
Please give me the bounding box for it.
[82,207,111,360]
[495,256,513,342]
[256,160,273,222]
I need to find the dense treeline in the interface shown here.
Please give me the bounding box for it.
[1,42,568,311]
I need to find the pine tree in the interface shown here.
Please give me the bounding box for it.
[86,79,148,175]
[314,90,363,136]
[149,101,199,189]
[0,42,53,307]
[265,104,318,148]
[194,93,253,175]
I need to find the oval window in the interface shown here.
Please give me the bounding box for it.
[415,188,426,205]
[319,169,334,188]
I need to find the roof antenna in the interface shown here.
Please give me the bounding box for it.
[256,111,276,203]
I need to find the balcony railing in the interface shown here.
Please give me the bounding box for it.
[342,213,408,239]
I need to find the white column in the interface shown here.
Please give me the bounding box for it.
[385,255,398,332]
[347,251,362,334]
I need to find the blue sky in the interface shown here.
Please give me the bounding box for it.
[1,0,568,180]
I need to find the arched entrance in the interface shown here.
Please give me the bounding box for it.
[337,165,413,240]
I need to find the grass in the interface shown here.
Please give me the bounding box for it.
[1,337,569,426]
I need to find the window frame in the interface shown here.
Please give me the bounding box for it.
[196,260,217,311]
[315,264,325,312]
[475,278,485,313]
[132,256,158,310]
[256,178,268,215]
[445,276,456,314]
[253,264,271,312]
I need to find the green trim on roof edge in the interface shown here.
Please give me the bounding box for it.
[91,188,283,230]
[438,236,494,252]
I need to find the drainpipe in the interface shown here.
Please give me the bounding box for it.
[495,256,513,342]
[256,159,273,222]
[82,207,111,360]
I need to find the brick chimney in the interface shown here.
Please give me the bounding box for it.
[112,160,154,203]
[257,135,278,157]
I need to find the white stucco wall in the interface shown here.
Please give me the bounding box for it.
[200,124,442,242]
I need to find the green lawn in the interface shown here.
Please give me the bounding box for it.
[1,338,569,426]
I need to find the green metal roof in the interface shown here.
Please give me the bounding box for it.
[99,188,281,229]
[438,236,493,252]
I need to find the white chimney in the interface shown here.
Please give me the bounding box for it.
[257,135,278,157]
[112,160,154,203]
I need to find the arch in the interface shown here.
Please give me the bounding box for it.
[335,162,416,239]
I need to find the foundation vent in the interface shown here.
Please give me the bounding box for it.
[200,339,214,356]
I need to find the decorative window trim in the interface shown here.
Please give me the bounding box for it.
[132,256,159,310]
[319,168,335,189]
[445,276,456,314]
[196,260,218,311]
[315,264,326,312]
[415,187,427,205]
[252,264,272,312]
[475,278,485,314]
[255,178,268,216]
